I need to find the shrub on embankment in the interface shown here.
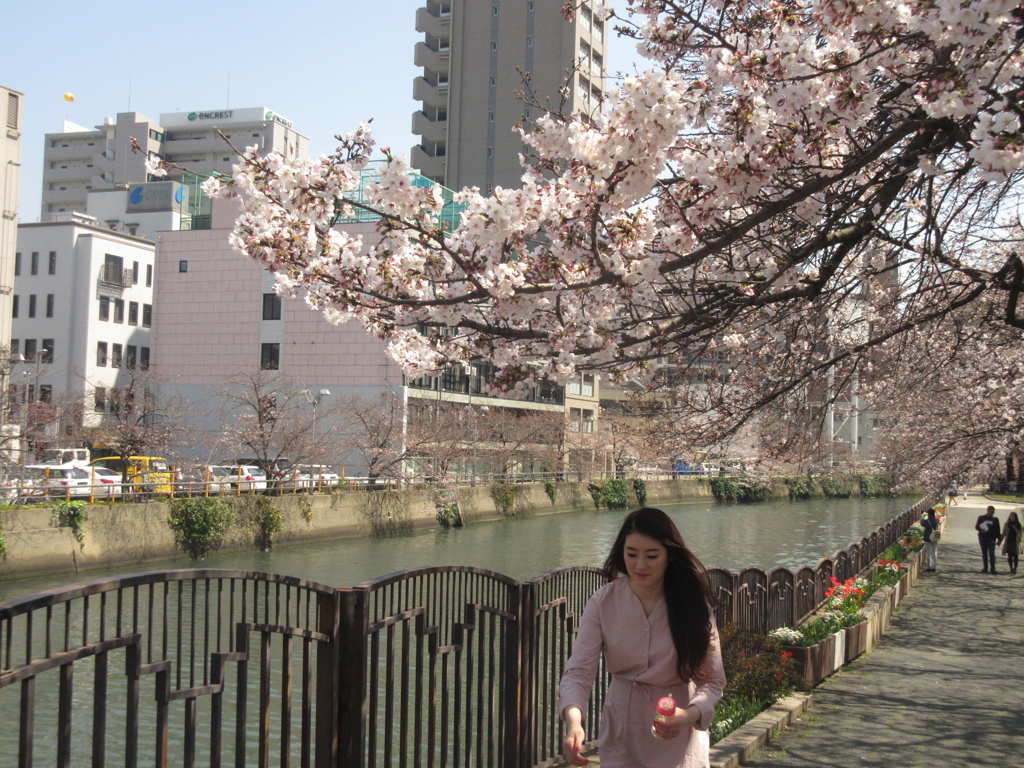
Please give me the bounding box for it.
[716,473,896,503]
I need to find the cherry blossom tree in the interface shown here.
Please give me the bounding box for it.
[153,0,1024,480]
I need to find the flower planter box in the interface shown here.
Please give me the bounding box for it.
[784,630,846,688]
[844,619,869,663]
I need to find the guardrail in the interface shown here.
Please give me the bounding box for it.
[1,469,725,506]
[0,501,926,767]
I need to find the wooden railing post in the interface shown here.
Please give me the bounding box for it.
[517,580,537,768]
[336,588,368,768]
[315,588,342,768]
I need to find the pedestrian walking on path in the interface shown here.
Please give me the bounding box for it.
[947,479,959,506]
[976,505,1001,573]
[1001,510,1022,576]
[742,492,1024,768]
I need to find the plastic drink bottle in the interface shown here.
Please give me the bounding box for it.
[651,695,676,738]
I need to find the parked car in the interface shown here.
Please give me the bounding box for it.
[176,467,233,495]
[37,467,93,498]
[295,464,340,489]
[233,465,268,492]
[88,467,124,499]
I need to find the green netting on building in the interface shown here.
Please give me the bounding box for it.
[334,163,465,230]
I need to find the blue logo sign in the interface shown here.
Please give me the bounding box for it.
[175,187,185,204]
[129,187,145,204]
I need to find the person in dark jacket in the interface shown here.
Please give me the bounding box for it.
[922,508,940,572]
[1001,511,1022,576]
[975,506,1002,573]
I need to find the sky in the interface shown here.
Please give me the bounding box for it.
[6,0,642,222]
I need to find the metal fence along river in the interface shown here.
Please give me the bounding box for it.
[0,501,925,767]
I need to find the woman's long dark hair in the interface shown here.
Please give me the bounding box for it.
[603,507,715,679]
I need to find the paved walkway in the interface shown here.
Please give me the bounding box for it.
[745,491,1024,768]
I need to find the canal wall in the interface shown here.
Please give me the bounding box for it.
[0,477,715,579]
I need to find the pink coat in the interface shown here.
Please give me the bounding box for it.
[558,577,726,768]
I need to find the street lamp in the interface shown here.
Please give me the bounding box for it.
[300,388,331,465]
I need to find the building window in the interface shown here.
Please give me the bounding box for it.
[113,298,124,323]
[39,385,52,404]
[48,251,57,275]
[260,343,280,370]
[582,374,595,397]
[487,148,494,158]
[262,293,282,320]
[14,252,20,276]
[6,92,18,130]
[142,304,152,327]
[132,262,139,284]
[179,260,188,273]
[30,252,38,276]
[46,294,54,318]
[489,113,495,123]
[28,294,36,318]
[527,37,533,48]
[126,345,137,369]
[128,301,139,325]
[491,41,497,51]
[149,129,164,142]
[11,295,17,319]
[41,339,54,363]
[490,77,496,87]
[140,347,150,370]
[24,339,37,363]
[94,387,106,411]
[96,342,107,367]
[103,254,125,285]
[10,340,18,356]
[111,344,123,368]
[493,5,498,14]
[146,264,153,287]
[99,296,110,321]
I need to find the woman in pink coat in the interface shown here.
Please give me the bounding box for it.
[559,507,726,768]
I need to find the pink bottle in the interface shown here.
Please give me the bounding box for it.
[651,695,676,738]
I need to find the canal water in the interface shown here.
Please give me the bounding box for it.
[0,496,913,601]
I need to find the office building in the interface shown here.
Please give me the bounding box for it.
[412,0,608,192]
[41,107,308,222]
[2,85,23,348]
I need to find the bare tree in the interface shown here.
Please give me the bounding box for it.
[215,367,345,482]
[85,367,185,483]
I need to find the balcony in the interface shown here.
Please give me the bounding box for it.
[410,146,446,184]
[98,265,133,288]
[412,111,447,143]
[415,6,450,37]
[413,76,448,106]
[415,41,449,72]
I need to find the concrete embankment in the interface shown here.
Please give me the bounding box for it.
[0,477,714,579]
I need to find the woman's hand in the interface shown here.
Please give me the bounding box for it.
[562,706,590,765]
[652,705,700,740]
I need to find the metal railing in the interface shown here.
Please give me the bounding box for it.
[0,501,923,767]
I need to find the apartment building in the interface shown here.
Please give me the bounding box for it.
[1,85,22,349]
[41,107,308,223]
[12,219,155,435]
[412,0,608,192]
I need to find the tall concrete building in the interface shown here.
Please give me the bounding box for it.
[41,107,308,222]
[412,0,608,193]
[2,85,23,348]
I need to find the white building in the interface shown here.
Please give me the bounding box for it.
[1,85,23,348]
[41,107,308,224]
[13,218,155,440]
